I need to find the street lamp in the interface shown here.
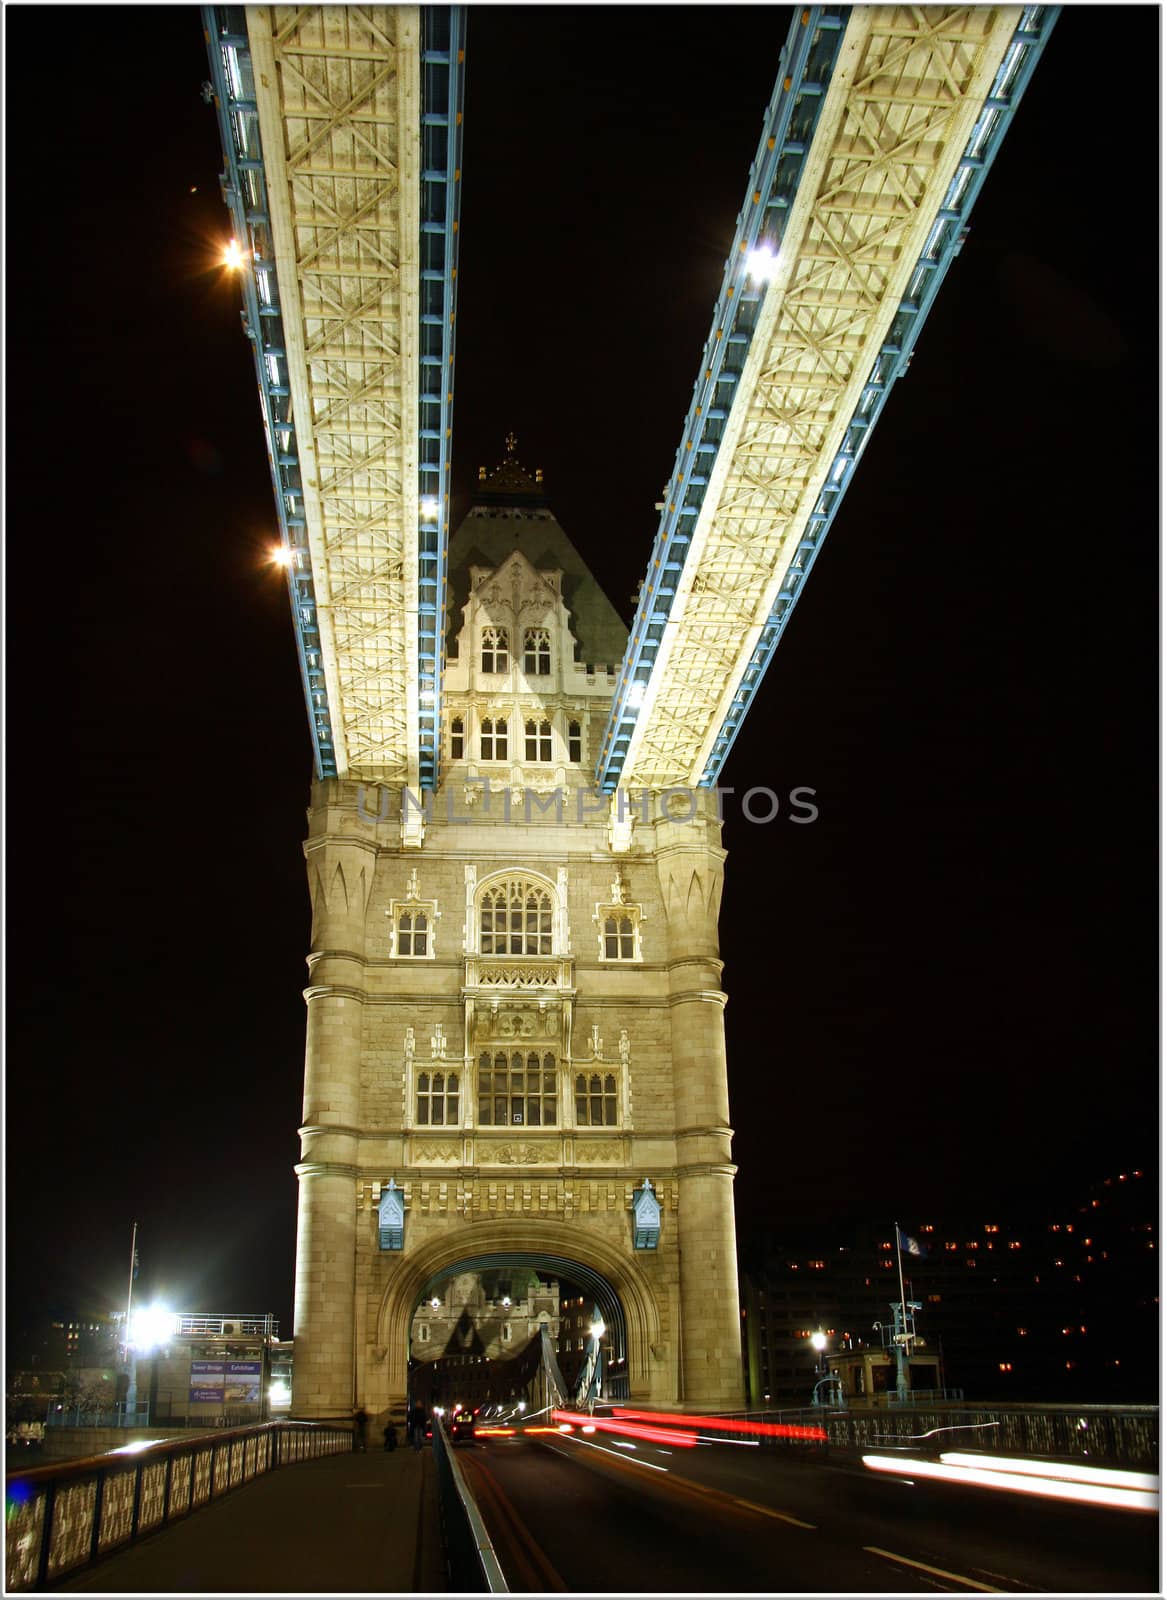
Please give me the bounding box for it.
[810,1330,827,1374]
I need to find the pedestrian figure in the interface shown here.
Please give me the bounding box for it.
[411,1404,425,1451]
[383,1421,397,1452]
[353,1405,369,1452]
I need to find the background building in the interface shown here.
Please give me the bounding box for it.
[739,1171,1156,1405]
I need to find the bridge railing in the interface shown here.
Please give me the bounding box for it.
[44,1405,151,1429]
[431,1419,507,1593]
[5,1419,350,1591]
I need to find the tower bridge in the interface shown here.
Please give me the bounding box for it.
[203,5,1057,1423]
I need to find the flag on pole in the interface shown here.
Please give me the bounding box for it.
[897,1227,927,1258]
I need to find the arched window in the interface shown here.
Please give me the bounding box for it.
[574,1072,618,1126]
[398,910,428,957]
[603,915,635,960]
[481,627,509,674]
[480,878,553,955]
[480,717,508,761]
[524,719,552,762]
[478,1050,557,1125]
[523,628,551,675]
[416,1070,459,1126]
[567,720,582,763]
[450,716,464,759]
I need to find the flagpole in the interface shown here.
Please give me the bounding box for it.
[124,1221,138,1358]
[893,1221,908,1340]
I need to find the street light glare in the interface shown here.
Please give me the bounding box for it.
[270,546,293,567]
[590,1319,607,1340]
[810,1331,827,1352]
[745,245,780,283]
[128,1306,178,1353]
[223,238,247,271]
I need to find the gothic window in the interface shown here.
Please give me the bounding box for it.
[477,1050,557,1126]
[481,627,509,674]
[480,879,553,955]
[502,1323,512,1343]
[416,1070,460,1126]
[524,719,552,762]
[397,910,428,957]
[390,879,438,959]
[450,716,464,759]
[523,629,551,675]
[417,1324,430,1344]
[568,720,582,762]
[603,914,637,960]
[575,1072,618,1126]
[480,717,508,761]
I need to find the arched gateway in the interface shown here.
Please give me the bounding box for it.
[292,447,744,1420]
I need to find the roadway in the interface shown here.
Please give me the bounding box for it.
[458,1430,1159,1593]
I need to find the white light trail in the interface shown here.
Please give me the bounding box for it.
[862,1454,1158,1513]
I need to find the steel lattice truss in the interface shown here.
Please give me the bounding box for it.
[248,5,424,784]
[603,5,1033,793]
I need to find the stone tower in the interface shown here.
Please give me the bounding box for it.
[291,441,743,1419]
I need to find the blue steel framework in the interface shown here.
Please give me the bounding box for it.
[418,9,466,789]
[597,4,1060,794]
[203,7,465,785]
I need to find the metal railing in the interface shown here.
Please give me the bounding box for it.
[5,1419,350,1590]
[879,1386,966,1408]
[431,1419,507,1592]
[44,1405,151,1429]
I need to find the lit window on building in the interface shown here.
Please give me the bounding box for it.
[450,717,464,759]
[568,720,582,762]
[482,627,509,674]
[575,1071,618,1126]
[416,1070,459,1126]
[478,1050,557,1126]
[480,879,553,955]
[523,629,551,675]
[480,717,508,761]
[397,910,428,956]
[524,719,553,761]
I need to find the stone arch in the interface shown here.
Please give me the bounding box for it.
[375,1219,664,1404]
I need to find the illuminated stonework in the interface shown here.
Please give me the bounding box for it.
[292,457,743,1423]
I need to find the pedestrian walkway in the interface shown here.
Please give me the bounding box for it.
[57,1444,446,1593]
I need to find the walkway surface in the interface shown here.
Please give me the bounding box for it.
[58,1445,446,1593]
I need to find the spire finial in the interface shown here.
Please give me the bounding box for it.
[504,431,517,456]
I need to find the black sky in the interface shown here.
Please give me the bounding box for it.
[5,6,1157,1335]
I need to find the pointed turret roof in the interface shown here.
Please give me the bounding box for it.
[446,437,628,669]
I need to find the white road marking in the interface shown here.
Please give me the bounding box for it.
[864,1546,1001,1591]
[730,1496,816,1530]
[544,1436,669,1472]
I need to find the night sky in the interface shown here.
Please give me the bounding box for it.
[5,6,1157,1339]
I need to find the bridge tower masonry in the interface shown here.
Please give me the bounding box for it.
[292,445,744,1420]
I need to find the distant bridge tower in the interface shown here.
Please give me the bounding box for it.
[293,444,744,1418]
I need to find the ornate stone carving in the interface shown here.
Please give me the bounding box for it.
[473,1003,560,1043]
[577,1141,623,1163]
[411,1142,460,1164]
[480,1141,558,1165]
[619,1029,630,1066]
[475,964,560,988]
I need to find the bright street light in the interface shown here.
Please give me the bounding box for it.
[745,245,780,283]
[269,546,293,568]
[590,1319,606,1341]
[128,1306,178,1353]
[810,1331,827,1353]
[419,497,440,521]
[222,238,247,271]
